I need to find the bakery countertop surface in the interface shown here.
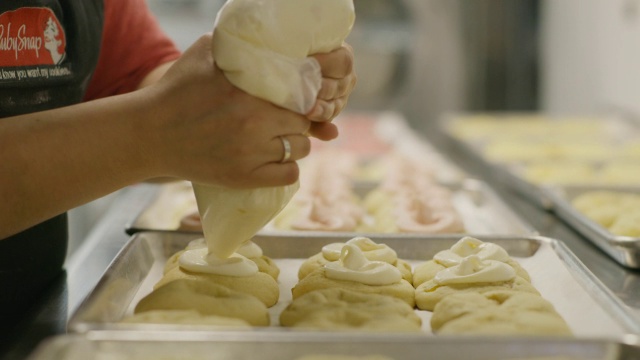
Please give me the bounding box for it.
[2,147,640,360]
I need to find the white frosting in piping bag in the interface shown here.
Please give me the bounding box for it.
[185,0,355,274]
[179,248,258,277]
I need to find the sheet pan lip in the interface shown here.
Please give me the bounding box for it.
[27,332,640,360]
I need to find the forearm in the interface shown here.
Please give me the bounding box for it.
[0,88,162,238]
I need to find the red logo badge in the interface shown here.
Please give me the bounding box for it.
[0,8,66,67]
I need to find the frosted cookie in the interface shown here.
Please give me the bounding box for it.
[155,251,280,307]
[412,237,530,287]
[273,150,364,232]
[280,288,421,332]
[432,291,571,336]
[362,169,464,234]
[121,309,251,328]
[298,237,412,283]
[164,238,279,280]
[292,245,415,307]
[414,256,538,311]
[135,279,269,326]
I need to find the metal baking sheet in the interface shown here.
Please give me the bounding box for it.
[28,332,640,360]
[68,231,638,336]
[545,185,640,268]
[126,179,534,236]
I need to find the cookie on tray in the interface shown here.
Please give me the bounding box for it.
[280,288,421,332]
[164,238,279,280]
[121,309,251,328]
[298,236,412,283]
[432,290,572,336]
[414,255,538,311]
[412,236,530,287]
[135,279,269,326]
[155,258,279,307]
[292,244,415,307]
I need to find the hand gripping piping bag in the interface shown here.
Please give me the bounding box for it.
[192,0,356,259]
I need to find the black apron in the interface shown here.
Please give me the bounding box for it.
[0,0,103,324]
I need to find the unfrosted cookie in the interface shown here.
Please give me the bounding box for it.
[433,291,572,336]
[155,266,279,307]
[280,288,421,332]
[121,309,251,328]
[431,290,564,331]
[292,268,416,308]
[250,255,280,279]
[135,279,269,326]
[414,276,539,311]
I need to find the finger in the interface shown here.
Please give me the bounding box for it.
[313,44,354,79]
[308,122,339,141]
[271,134,311,163]
[264,108,312,136]
[306,99,336,122]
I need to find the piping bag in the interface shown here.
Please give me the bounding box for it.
[192,0,356,259]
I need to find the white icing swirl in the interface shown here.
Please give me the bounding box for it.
[178,248,258,277]
[434,255,515,285]
[434,236,510,267]
[321,236,398,264]
[236,240,263,258]
[324,244,401,285]
[185,238,207,250]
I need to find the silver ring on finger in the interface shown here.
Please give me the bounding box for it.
[279,136,292,163]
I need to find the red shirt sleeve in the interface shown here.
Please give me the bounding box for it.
[83,0,182,101]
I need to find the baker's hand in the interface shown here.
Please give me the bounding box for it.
[147,34,311,189]
[306,43,357,141]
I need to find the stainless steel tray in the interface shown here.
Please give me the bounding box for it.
[28,332,640,360]
[126,179,534,236]
[439,112,640,211]
[68,231,638,336]
[546,185,640,268]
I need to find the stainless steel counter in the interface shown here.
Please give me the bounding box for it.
[3,157,640,359]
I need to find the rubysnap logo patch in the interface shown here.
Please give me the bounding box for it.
[0,7,67,67]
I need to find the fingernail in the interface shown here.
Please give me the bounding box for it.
[310,104,323,119]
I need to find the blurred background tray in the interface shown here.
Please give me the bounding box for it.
[439,112,640,210]
[126,179,534,237]
[546,185,640,268]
